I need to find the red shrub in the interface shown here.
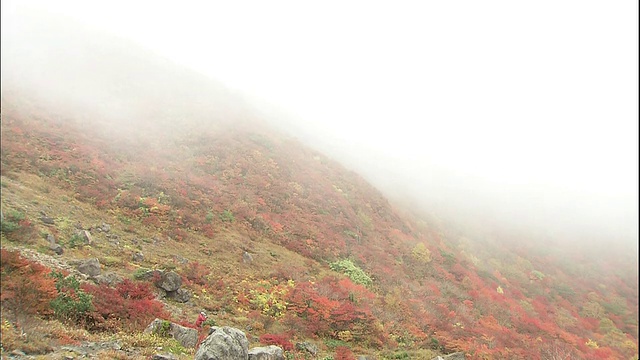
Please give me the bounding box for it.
[259,333,294,351]
[81,280,169,332]
[335,346,356,360]
[183,261,210,286]
[0,249,57,327]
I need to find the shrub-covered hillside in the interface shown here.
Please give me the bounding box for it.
[1,10,638,359]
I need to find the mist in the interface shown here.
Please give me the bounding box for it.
[2,1,638,258]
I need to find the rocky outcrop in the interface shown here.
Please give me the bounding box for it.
[47,234,64,255]
[248,345,284,360]
[195,326,249,360]
[156,271,182,292]
[166,288,191,303]
[144,318,198,348]
[77,258,101,277]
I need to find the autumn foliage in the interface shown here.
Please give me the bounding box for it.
[0,249,57,328]
[1,90,638,360]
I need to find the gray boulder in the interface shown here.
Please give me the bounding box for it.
[248,345,284,360]
[132,251,145,262]
[94,272,123,286]
[295,342,318,356]
[47,234,63,255]
[77,258,101,277]
[156,271,182,292]
[195,326,249,360]
[40,216,55,225]
[144,318,198,348]
[50,244,64,255]
[167,288,191,303]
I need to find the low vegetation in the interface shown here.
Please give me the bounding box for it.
[1,90,637,359]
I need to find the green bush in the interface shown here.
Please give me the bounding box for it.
[329,259,372,287]
[155,320,171,337]
[133,267,151,280]
[65,233,84,249]
[220,210,235,223]
[202,318,217,327]
[1,210,25,234]
[323,338,348,350]
[50,272,93,324]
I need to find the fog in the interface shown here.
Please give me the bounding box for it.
[2,1,638,255]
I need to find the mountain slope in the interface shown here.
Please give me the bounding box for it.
[1,8,638,360]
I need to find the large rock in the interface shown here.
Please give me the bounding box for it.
[195,326,249,360]
[167,288,191,303]
[94,272,123,286]
[47,234,64,254]
[144,319,198,348]
[248,345,284,360]
[156,271,182,292]
[77,258,101,277]
[50,243,64,255]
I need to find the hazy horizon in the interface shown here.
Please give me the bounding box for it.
[2,0,638,253]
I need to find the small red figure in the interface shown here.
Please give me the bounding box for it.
[195,311,207,328]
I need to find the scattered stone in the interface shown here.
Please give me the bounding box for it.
[40,216,55,225]
[152,354,177,360]
[195,326,249,360]
[101,223,111,233]
[295,342,318,356]
[144,319,198,348]
[248,345,284,360]
[243,251,253,264]
[77,258,101,277]
[432,352,466,360]
[47,234,56,245]
[132,251,145,262]
[172,254,188,264]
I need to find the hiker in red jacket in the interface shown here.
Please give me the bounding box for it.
[195,311,207,328]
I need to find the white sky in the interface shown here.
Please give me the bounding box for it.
[3,0,638,241]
